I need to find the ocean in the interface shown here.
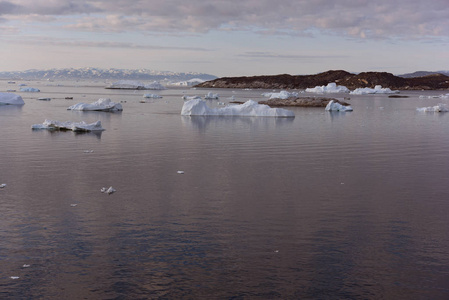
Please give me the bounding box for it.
[1,80,448,299]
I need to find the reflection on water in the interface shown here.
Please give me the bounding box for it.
[1,83,449,299]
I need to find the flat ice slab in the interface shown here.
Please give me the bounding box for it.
[32,120,105,132]
[181,99,295,117]
[67,98,123,112]
[0,92,25,105]
[19,87,40,92]
[416,104,449,112]
[325,100,353,111]
[350,85,399,95]
[262,91,300,99]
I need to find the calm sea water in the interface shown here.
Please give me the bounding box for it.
[1,80,449,299]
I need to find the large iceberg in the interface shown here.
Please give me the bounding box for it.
[181,99,295,117]
[325,100,353,111]
[32,120,105,132]
[0,92,25,105]
[350,85,399,95]
[262,90,300,99]
[67,98,123,112]
[204,92,219,99]
[416,104,449,112]
[106,80,165,90]
[306,83,350,93]
[20,87,40,92]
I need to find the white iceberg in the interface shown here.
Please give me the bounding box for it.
[170,78,205,86]
[67,98,123,112]
[143,93,162,98]
[350,85,399,95]
[106,80,165,90]
[262,90,300,99]
[306,83,349,93]
[204,92,219,99]
[32,120,105,132]
[181,99,295,117]
[101,186,116,194]
[325,100,353,112]
[0,92,25,105]
[20,87,40,92]
[416,104,449,112]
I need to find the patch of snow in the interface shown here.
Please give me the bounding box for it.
[20,87,40,92]
[325,100,353,112]
[67,98,123,112]
[32,120,105,132]
[0,92,25,105]
[416,104,449,112]
[306,83,350,93]
[350,85,399,95]
[181,99,295,117]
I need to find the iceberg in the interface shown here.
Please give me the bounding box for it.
[20,87,40,92]
[325,100,353,111]
[67,98,123,112]
[32,120,105,132]
[262,90,300,99]
[170,78,205,86]
[416,104,449,112]
[181,99,295,117]
[350,85,399,95]
[106,80,165,90]
[182,95,202,100]
[204,92,219,99]
[0,92,25,105]
[306,83,350,93]
[143,93,162,98]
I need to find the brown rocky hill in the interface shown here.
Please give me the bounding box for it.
[195,70,449,90]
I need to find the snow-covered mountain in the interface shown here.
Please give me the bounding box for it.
[0,68,217,82]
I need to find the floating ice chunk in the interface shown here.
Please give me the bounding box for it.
[32,120,105,132]
[143,93,162,98]
[0,92,25,105]
[181,99,295,117]
[83,150,94,153]
[101,186,116,194]
[10,276,19,280]
[263,90,300,99]
[350,85,399,95]
[68,98,122,112]
[37,97,51,101]
[0,183,6,188]
[204,92,219,99]
[22,264,30,268]
[306,83,350,93]
[177,171,185,174]
[325,100,353,111]
[416,104,449,112]
[182,95,202,101]
[70,204,77,207]
[20,87,40,92]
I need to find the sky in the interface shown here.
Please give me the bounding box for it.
[1,0,448,77]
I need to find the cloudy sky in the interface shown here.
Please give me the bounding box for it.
[1,0,448,76]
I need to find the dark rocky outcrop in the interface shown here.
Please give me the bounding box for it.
[195,70,449,90]
[259,97,350,107]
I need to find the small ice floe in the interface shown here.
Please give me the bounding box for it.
[143,93,162,99]
[0,92,25,105]
[22,264,30,268]
[0,184,6,188]
[101,186,116,195]
[274,250,279,253]
[10,276,19,280]
[67,98,123,112]
[325,100,353,112]
[416,104,449,112]
[70,204,77,207]
[306,83,350,94]
[204,92,219,99]
[350,85,399,95]
[37,97,51,101]
[83,150,94,153]
[20,87,40,92]
[32,120,105,132]
[182,95,202,101]
[177,171,185,174]
[181,99,295,117]
[262,90,300,99]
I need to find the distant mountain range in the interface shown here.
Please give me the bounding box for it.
[0,68,217,82]
[196,70,449,90]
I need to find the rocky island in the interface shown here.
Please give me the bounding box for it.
[195,70,449,90]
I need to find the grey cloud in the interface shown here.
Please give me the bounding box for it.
[239,52,349,59]
[3,0,449,39]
